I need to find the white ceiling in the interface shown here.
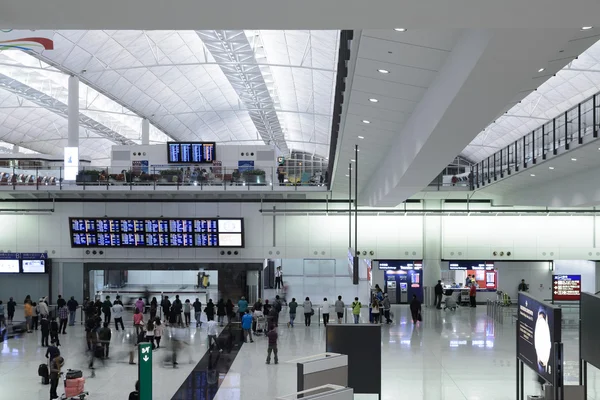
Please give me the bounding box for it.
[463,35,600,162]
[0,30,338,163]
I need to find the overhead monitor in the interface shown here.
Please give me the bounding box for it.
[22,259,46,273]
[552,275,581,301]
[167,142,216,164]
[0,259,19,273]
[517,292,562,385]
[69,217,244,248]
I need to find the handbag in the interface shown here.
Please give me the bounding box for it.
[310,308,315,316]
[417,311,422,322]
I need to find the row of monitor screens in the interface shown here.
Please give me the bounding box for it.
[0,259,46,274]
[71,233,242,248]
[168,142,216,164]
[70,218,242,234]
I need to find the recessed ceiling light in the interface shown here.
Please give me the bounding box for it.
[394,28,407,32]
[582,26,593,30]
[549,166,555,170]
[538,68,545,72]
[377,69,390,74]
[351,159,356,162]
[571,158,577,161]
[530,174,536,177]
[362,120,370,124]
[345,174,350,177]
[358,135,364,139]
[369,98,379,103]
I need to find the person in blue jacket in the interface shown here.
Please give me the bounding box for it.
[237,296,248,321]
[241,310,254,343]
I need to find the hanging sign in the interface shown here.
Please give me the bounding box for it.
[0,30,54,51]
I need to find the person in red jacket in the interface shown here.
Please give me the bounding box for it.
[469,284,477,308]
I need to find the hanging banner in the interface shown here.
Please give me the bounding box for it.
[0,30,54,51]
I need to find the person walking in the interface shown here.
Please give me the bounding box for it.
[217,299,226,327]
[253,298,263,312]
[102,296,112,325]
[351,297,362,324]
[383,293,392,324]
[150,297,158,321]
[205,299,215,321]
[225,299,235,323]
[67,296,78,326]
[49,355,65,400]
[24,300,33,333]
[7,297,15,325]
[263,299,272,316]
[98,322,112,358]
[288,298,298,328]
[133,308,144,335]
[58,303,68,334]
[183,299,191,327]
[154,319,164,349]
[206,318,221,352]
[40,315,50,347]
[193,298,203,328]
[334,296,345,324]
[265,326,278,365]
[322,298,330,326]
[241,309,254,343]
[371,298,380,324]
[50,316,60,346]
[145,319,155,350]
[237,296,248,321]
[161,296,171,324]
[469,283,477,308]
[31,301,39,331]
[303,297,313,327]
[135,297,145,314]
[410,294,422,324]
[112,301,125,331]
[434,280,444,310]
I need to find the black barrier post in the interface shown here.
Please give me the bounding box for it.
[583,360,588,400]
[520,360,524,400]
[515,355,519,400]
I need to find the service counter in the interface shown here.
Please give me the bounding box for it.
[442,287,497,305]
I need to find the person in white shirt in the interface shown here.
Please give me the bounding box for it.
[111,302,125,331]
[206,320,221,352]
[275,266,283,289]
[322,298,330,326]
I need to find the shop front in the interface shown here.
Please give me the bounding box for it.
[379,260,423,304]
[443,261,498,304]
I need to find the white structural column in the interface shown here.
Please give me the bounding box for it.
[12,145,19,154]
[141,118,150,145]
[423,199,442,291]
[67,75,79,148]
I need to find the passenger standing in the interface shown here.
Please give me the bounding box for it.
[0,300,5,329]
[183,299,191,327]
[67,296,78,326]
[145,319,155,350]
[410,295,422,324]
[50,316,60,346]
[133,308,144,335]
[102,296,112,324]
[154,319,163,349]
[56,295,66,309]
[253,298,263,312]
[193,298,203,328]
[275,266,283,289]
[383,294,392,324]
[24,300,33,333]
[334,296,345,324]
[322,298,330,326]
[237,297,248,321]
[31,301,39,331]
[37,298,49,319]
[7,297,15,325]
[434,280,444,310]
[217,299,226,327]
[58,304,68,334]
[172,295,183,326]
[135,298,145,314]
[225,299,235,323]
[469,284,477,308]
[98,322,112,358]
[371,299,380,324]
[206,319,221,352]
[205,299,215,321]
[263,299,272,316]
[303,297,313,327]
[265,326,278,365]
[241,309,254,343]
[161,296,171,324]
[351,297,362,324]
[287,298,298,328]
[518,279,529,292]
[49,356,65,400]
[150,297,158,321]
[112,301,125,331]
[40,315,50,346]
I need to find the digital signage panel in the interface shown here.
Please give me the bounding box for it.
[70,218,243,248]
[22,259,46,273]
[167,142,216,164]
[552,275,581,301]
[517,292,562,384]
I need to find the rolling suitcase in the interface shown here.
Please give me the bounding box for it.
[38,363,49,385]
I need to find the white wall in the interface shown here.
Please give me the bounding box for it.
[554,260,595,293]
[494,261,552,300]
[126,270,217,286]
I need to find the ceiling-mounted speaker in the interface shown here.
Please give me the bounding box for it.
[362,251,367,256]
[493,251,498,256]
[369,250,375,256]
[220,251,225,256]
[234,251,239,255]
[507,251,512,256]
[227,251,232,255]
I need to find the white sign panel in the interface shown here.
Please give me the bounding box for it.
[64,147,79,180]
[0,30,54,51]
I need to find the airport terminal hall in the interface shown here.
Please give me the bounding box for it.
[7,3,600,400]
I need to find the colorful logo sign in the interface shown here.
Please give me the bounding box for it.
[0,30,54,51]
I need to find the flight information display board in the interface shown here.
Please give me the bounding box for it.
[69,217,243,248]
[552,275,581,301]
[167,142,216,164]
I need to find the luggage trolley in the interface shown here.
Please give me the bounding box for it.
[459,289,471,306]
[60,369,88,400]
[255,315,267,335]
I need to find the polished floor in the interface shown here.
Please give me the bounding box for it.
[0,305,595,400]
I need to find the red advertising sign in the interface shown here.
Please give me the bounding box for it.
[552,275,581,301]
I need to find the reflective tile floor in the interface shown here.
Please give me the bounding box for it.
[0,305,596,400]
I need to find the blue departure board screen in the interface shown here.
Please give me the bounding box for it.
[69,217,243,248]
[167,142,216,164]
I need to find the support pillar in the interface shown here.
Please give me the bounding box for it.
[12,144,19,154]
[141,118,150,145]
[67,76,79,148]
[423,199,442,289]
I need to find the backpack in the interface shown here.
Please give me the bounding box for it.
[352,302,361,314]
[274,300,282,313]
